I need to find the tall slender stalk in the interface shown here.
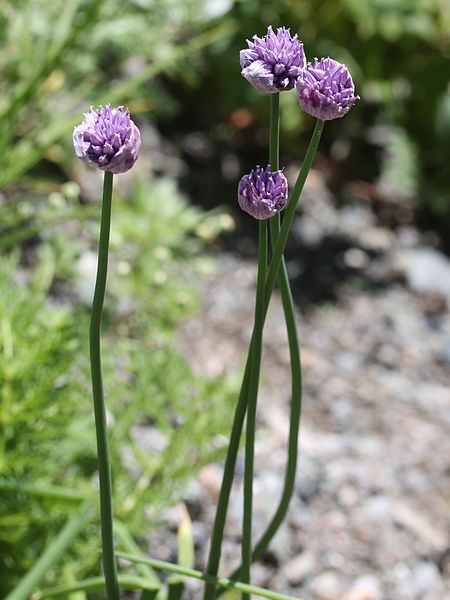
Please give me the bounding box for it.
[257,213,304,559]
[219,219,302,594]
[89,170,120,600]
[241,219,267,599]
[240,93,280,598]
[203,118,324,600]
[203,353,252,600]
[214,97,303,597]
[269,94,280,167]
[264,119,324,304]
[253,93,303,570]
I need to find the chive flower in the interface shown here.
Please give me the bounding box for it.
[296,57,359,120]
[240,26,306,93]
[73,104,141,173]
[238,166,288,220]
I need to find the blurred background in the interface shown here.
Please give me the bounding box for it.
[0,0,449,598]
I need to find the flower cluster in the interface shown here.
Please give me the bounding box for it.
[238,27,359,220]
[240,26,306,93]
[238,166,288,220]
[296,57,359,121]
[240,26,359,121]
[73,104,140,174]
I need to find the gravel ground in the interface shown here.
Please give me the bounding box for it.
[148,180,450,600]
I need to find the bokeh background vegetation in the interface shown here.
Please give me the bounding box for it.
[1,0,449,596]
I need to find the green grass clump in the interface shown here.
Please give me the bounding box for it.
[0,179,236,596]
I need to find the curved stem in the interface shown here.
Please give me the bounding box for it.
[241,219,267,598]
[219,219,302,593]
[264,119,324,305]
[203,94,277,597]
[203,118,324,600]
[90,170,120,600]
[203,351,251,600]
[256,214,303,559]
[240,93,278,597]
[252,94,303,570]
[215,97,303,597]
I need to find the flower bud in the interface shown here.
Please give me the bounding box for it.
[238,166,288,220]
[296,58,359,120]
[240,26,306,93]
[73,104,141,173]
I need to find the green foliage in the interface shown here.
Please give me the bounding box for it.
[177,0,450,223]
[3,0,448,594]
[0,0,231,190]
[377,126,419,202]
[0,255,87,595]
[0,179,236,596]
[0,0,448,222]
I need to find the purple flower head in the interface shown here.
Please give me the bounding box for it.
[240,26,306,93]
[238,166,288,220]
[73,104,141,173]
[296,57,359,121]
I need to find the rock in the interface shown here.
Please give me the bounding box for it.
[168,253,450,600]
[335,350,362,373]
[197,464,223,502]
[342,248,371,270]
[282,552,316,586]
[264,522,292,564]
[308,571,345,600]
[296,455,322,502]
[418,292,448,316]
[337,205,375,235]
[392,501,448,553]
[438,337,450,365]
[131,424,168,453]
[251,562,273,588]
[75,250,97,304]
[344,574,382,600]
[394,246,450,303]
[411,561,444,595]
[357,227,394,252]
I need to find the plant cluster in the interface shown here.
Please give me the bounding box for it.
[0,3,382,599]
[0,178,235,598]
[4,24,359,600]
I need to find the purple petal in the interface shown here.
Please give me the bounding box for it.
[72,104,141,173]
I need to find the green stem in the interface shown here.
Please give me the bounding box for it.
[216,103,304,595]
[241,220,267,599]
[264,119,324,305]
[269,93,280,168]
[5,503,92,600]
[33,575,159,599]
[265,101,303,559]
[240,92,279,598]
[219,217,302,593]
[257,213,304,559]
[203,349,252,599]
[90,170,120,600]
[117,553,306,600]
[203,117,323,600]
